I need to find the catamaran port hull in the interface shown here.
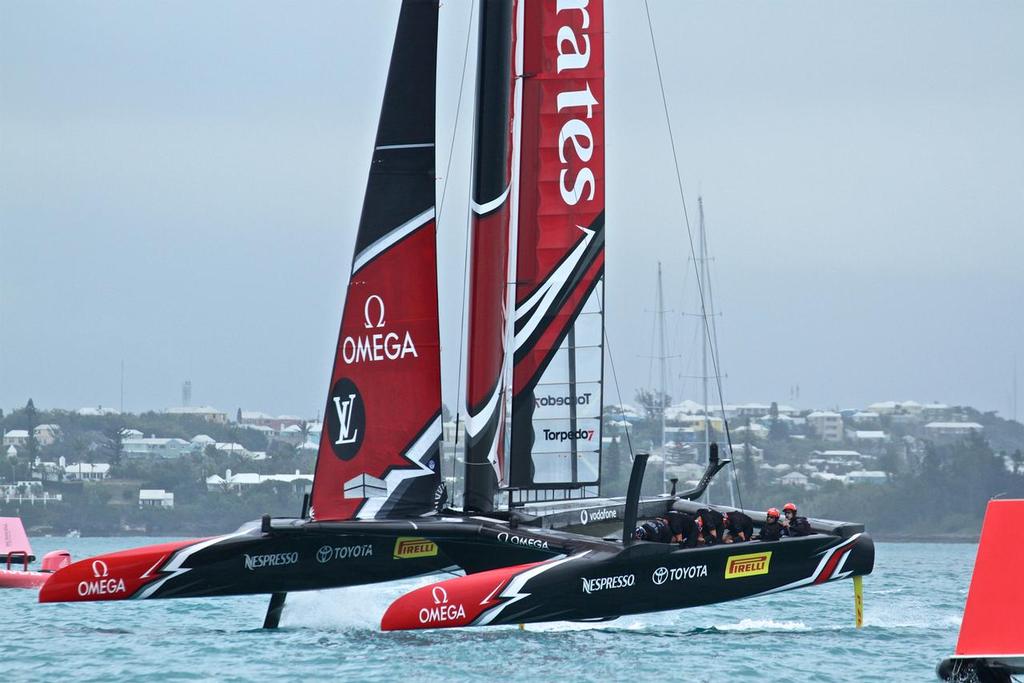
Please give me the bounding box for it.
[37,517,582,603]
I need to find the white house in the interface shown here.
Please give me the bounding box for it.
[164,406,228,424]
[139,489,174,508]
[849,411,880,426]
[123,437,192,459]
[779,471,810,488]
[3,425,61,447]
[33,424,60,446]
[2,430,29,447]
[925,422,984,438]
[206,469,313,493]
[810,471,846,484]
[213,442,252,458]
[846,470,888,485]
[77,405,120,416]
[733,423,769,440]
[64,462,111,481]
[806,411,843,442]
[846,430,888,443]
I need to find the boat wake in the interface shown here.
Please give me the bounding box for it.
[281,577,445,631]
[709,618,810,633]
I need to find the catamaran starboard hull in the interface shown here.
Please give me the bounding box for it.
[381,532,874,630]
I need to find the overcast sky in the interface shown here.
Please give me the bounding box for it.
[2,1,1021,420]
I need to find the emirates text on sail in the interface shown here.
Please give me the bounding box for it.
[555,0,598,206]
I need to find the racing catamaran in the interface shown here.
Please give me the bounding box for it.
[38,0,873,630]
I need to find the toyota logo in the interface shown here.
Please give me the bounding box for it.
[432,586,448,605]
[652,567,669,586]
[316,546,333,564]
[580,509,589,525]
[92,559,109,578]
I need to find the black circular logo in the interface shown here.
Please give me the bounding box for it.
[325,377,365,461]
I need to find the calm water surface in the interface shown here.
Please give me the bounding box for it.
[3,538,972,682]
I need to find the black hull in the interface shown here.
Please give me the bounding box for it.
[41,506,873,633]
[381,530,873,629]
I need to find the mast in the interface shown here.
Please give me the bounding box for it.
[696,197,735,506]
[463,0,516,513]
[699,196,709,470]
[657,262,667,493]
[657,262,667,451]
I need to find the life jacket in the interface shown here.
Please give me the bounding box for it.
[760,519,784,541]
[785,515,813,537]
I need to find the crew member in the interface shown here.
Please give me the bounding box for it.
[666,510,700,548]
[697,507,725,545]
[723,510,754,543]
[781,502,812,537]
[632,517,672,543]
[757,507,784,541]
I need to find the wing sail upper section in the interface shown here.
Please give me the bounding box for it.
[508,0,605,497]
[310,0,442,522]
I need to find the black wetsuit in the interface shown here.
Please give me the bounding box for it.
[724,511,754,543]
[759,519,784,542]
[667,510,700,548]
[637,518,673,543]
[697,508,725,545]
[783,515,813,537]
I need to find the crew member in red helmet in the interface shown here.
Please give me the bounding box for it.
[781,502,813,537]
[757,507,784,541]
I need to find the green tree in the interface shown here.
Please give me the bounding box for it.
[105,426,126,470]
[635,389,671,425]
[601,436,629,496]
[24,398,39,462]
[879,443,901,479]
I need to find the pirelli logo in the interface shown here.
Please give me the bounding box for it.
[393,537,439,560]
[724,551,772,579]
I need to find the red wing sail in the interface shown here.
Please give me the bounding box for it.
[463,0,517,512]
[309,0,443,521]
[955,499,1024,659]
[508,0,605,495]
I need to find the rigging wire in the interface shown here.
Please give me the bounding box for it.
[599,292,636,463]
[642,0,743,510]
[442,0,477,497]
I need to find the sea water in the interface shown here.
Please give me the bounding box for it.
[3,538,972,682]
